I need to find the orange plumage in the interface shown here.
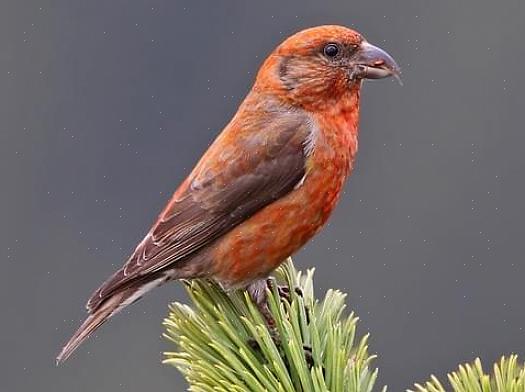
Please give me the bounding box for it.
[57,25,399,363]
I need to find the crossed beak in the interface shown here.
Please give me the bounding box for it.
[351,41,401,83]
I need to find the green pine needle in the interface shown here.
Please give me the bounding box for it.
[410,355,525,392]
[163,258,523,392]
[163,258,383,392]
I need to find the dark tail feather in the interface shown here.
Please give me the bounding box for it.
[56,276,167,364]
[56,289,129,364]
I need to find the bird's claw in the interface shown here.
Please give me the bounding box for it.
[265,278,302,303]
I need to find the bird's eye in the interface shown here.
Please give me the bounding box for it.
[323,43,339,58]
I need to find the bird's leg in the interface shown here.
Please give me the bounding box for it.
[247,279,275,328]
[266,277,304,303]
[246,278,302,334]
[246,279,314,367]
[247,277,304,317]
[246,279,279,353]
[270,279,294,302]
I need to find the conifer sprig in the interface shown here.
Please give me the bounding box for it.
[163,258,382,392]
[411,355,525,392]
[163,258,524,392]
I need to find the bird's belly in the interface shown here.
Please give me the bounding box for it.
[210,153,350,288]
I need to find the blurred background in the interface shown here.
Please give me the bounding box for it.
[2,0,525,390]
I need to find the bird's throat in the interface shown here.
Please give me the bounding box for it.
[323,87,361,139]
[311,87,361,179]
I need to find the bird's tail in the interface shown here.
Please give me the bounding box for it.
[56,276,167,364]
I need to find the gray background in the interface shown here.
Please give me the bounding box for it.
[2,0,524,391]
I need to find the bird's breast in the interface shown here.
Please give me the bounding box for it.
[209,105,360,288]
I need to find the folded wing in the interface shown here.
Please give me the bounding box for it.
[87,109,313,312]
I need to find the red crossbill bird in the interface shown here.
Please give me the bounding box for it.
[57,25,399,363]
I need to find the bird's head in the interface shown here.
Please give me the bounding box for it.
[254,25,400,110]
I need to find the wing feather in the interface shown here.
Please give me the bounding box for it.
[87,109,312,312]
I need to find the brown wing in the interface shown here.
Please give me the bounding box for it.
[87,109,313,312]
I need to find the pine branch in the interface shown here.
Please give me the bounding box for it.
[163,258,384,392]
[410,355,525,392]
[162,258,524,392]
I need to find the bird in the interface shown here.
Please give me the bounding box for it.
[57,24,400,364]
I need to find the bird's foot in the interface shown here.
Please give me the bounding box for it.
[246,279,314,368]
[247,278,305,326]
[266,277,303,303]
[247,279,276,327]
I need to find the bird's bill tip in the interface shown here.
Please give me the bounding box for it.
[352,41,401,83]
